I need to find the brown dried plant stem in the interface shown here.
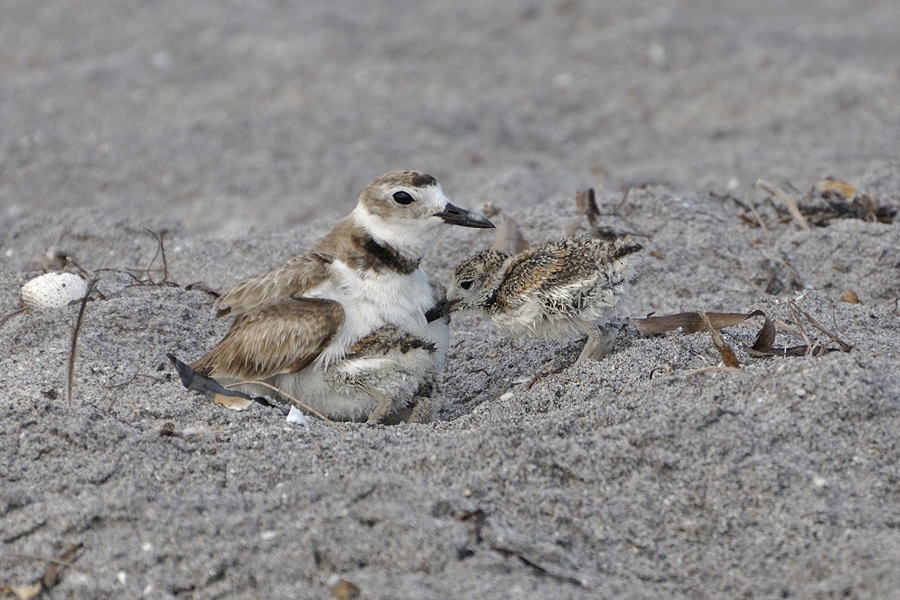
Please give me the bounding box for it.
[786,301,812,355]
[0,307,26,327]
[698,310,741,368]
[94,229,179,289]
[66,281,96,407]
[143,228,175,284]
[0,542,85,598]
[788,300,853,352]
[755,179,811,231]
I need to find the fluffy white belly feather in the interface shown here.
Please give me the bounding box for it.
[305,261,439,365]
[491,284,624,339]
[273,347,435,422]
[248,260,448,420]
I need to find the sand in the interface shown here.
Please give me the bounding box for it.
[2,1,900,598]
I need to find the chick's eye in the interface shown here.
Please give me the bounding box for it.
[392,191,414,205]
[459,280,474,290]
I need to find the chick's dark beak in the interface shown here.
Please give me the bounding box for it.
[435,203,495,229]
[425,297,460,322]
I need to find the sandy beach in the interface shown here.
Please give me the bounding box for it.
[2,1,900,598]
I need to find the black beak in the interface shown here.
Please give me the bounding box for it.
[425,297,460,322]
[613,242,644,260]
[435,203,495,228]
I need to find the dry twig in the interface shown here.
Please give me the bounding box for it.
[788,300,853,352]
[786,301,812,356]
[567,188,650,239]
[93,229,179,289]
[698,311,741,368]
[0,308,26,328]
[66,280,96,407]
[756,179,810,231]
[0,543,85,599]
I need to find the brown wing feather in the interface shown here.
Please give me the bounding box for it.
[191,297,344,380]
[496,246,565,310]
[213,253,330,318]
[496,238,641,312]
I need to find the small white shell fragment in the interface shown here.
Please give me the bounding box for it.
[286,406,309,426]
[20,272,88,310]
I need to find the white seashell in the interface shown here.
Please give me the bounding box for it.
[20,272,89,310]
[286,405,309,426]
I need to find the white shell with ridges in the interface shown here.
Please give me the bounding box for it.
[20,272,88,310]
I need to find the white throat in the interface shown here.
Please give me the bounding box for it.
[351,205,442,259]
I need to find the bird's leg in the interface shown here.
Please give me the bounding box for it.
[381,396,425,425]
[365,388,395,424]
[386,399,416,425]
[577,325,617,363]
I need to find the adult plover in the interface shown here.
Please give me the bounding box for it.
[188,170,493,422]
[429,236,642,362]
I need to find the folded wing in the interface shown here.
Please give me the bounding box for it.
[214,253,330,318]
[496,246,565,310]
[191,296,344,380]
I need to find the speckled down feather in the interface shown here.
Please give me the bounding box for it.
[448,236,643,339]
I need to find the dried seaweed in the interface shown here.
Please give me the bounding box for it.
[93,229,180,288]
[448,508,587,588]
[755,178,895,228]
[490,545,587,588]
[0,308,26,328]
[631,306,851,365]
[752,311,776,353]
[800,179,896,225]
[629,311,765,336]
[788,300,853,352]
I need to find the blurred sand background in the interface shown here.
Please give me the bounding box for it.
[2,1,900,598]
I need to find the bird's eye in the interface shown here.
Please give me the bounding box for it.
[392,191,415,205]
[460,280,474,290]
